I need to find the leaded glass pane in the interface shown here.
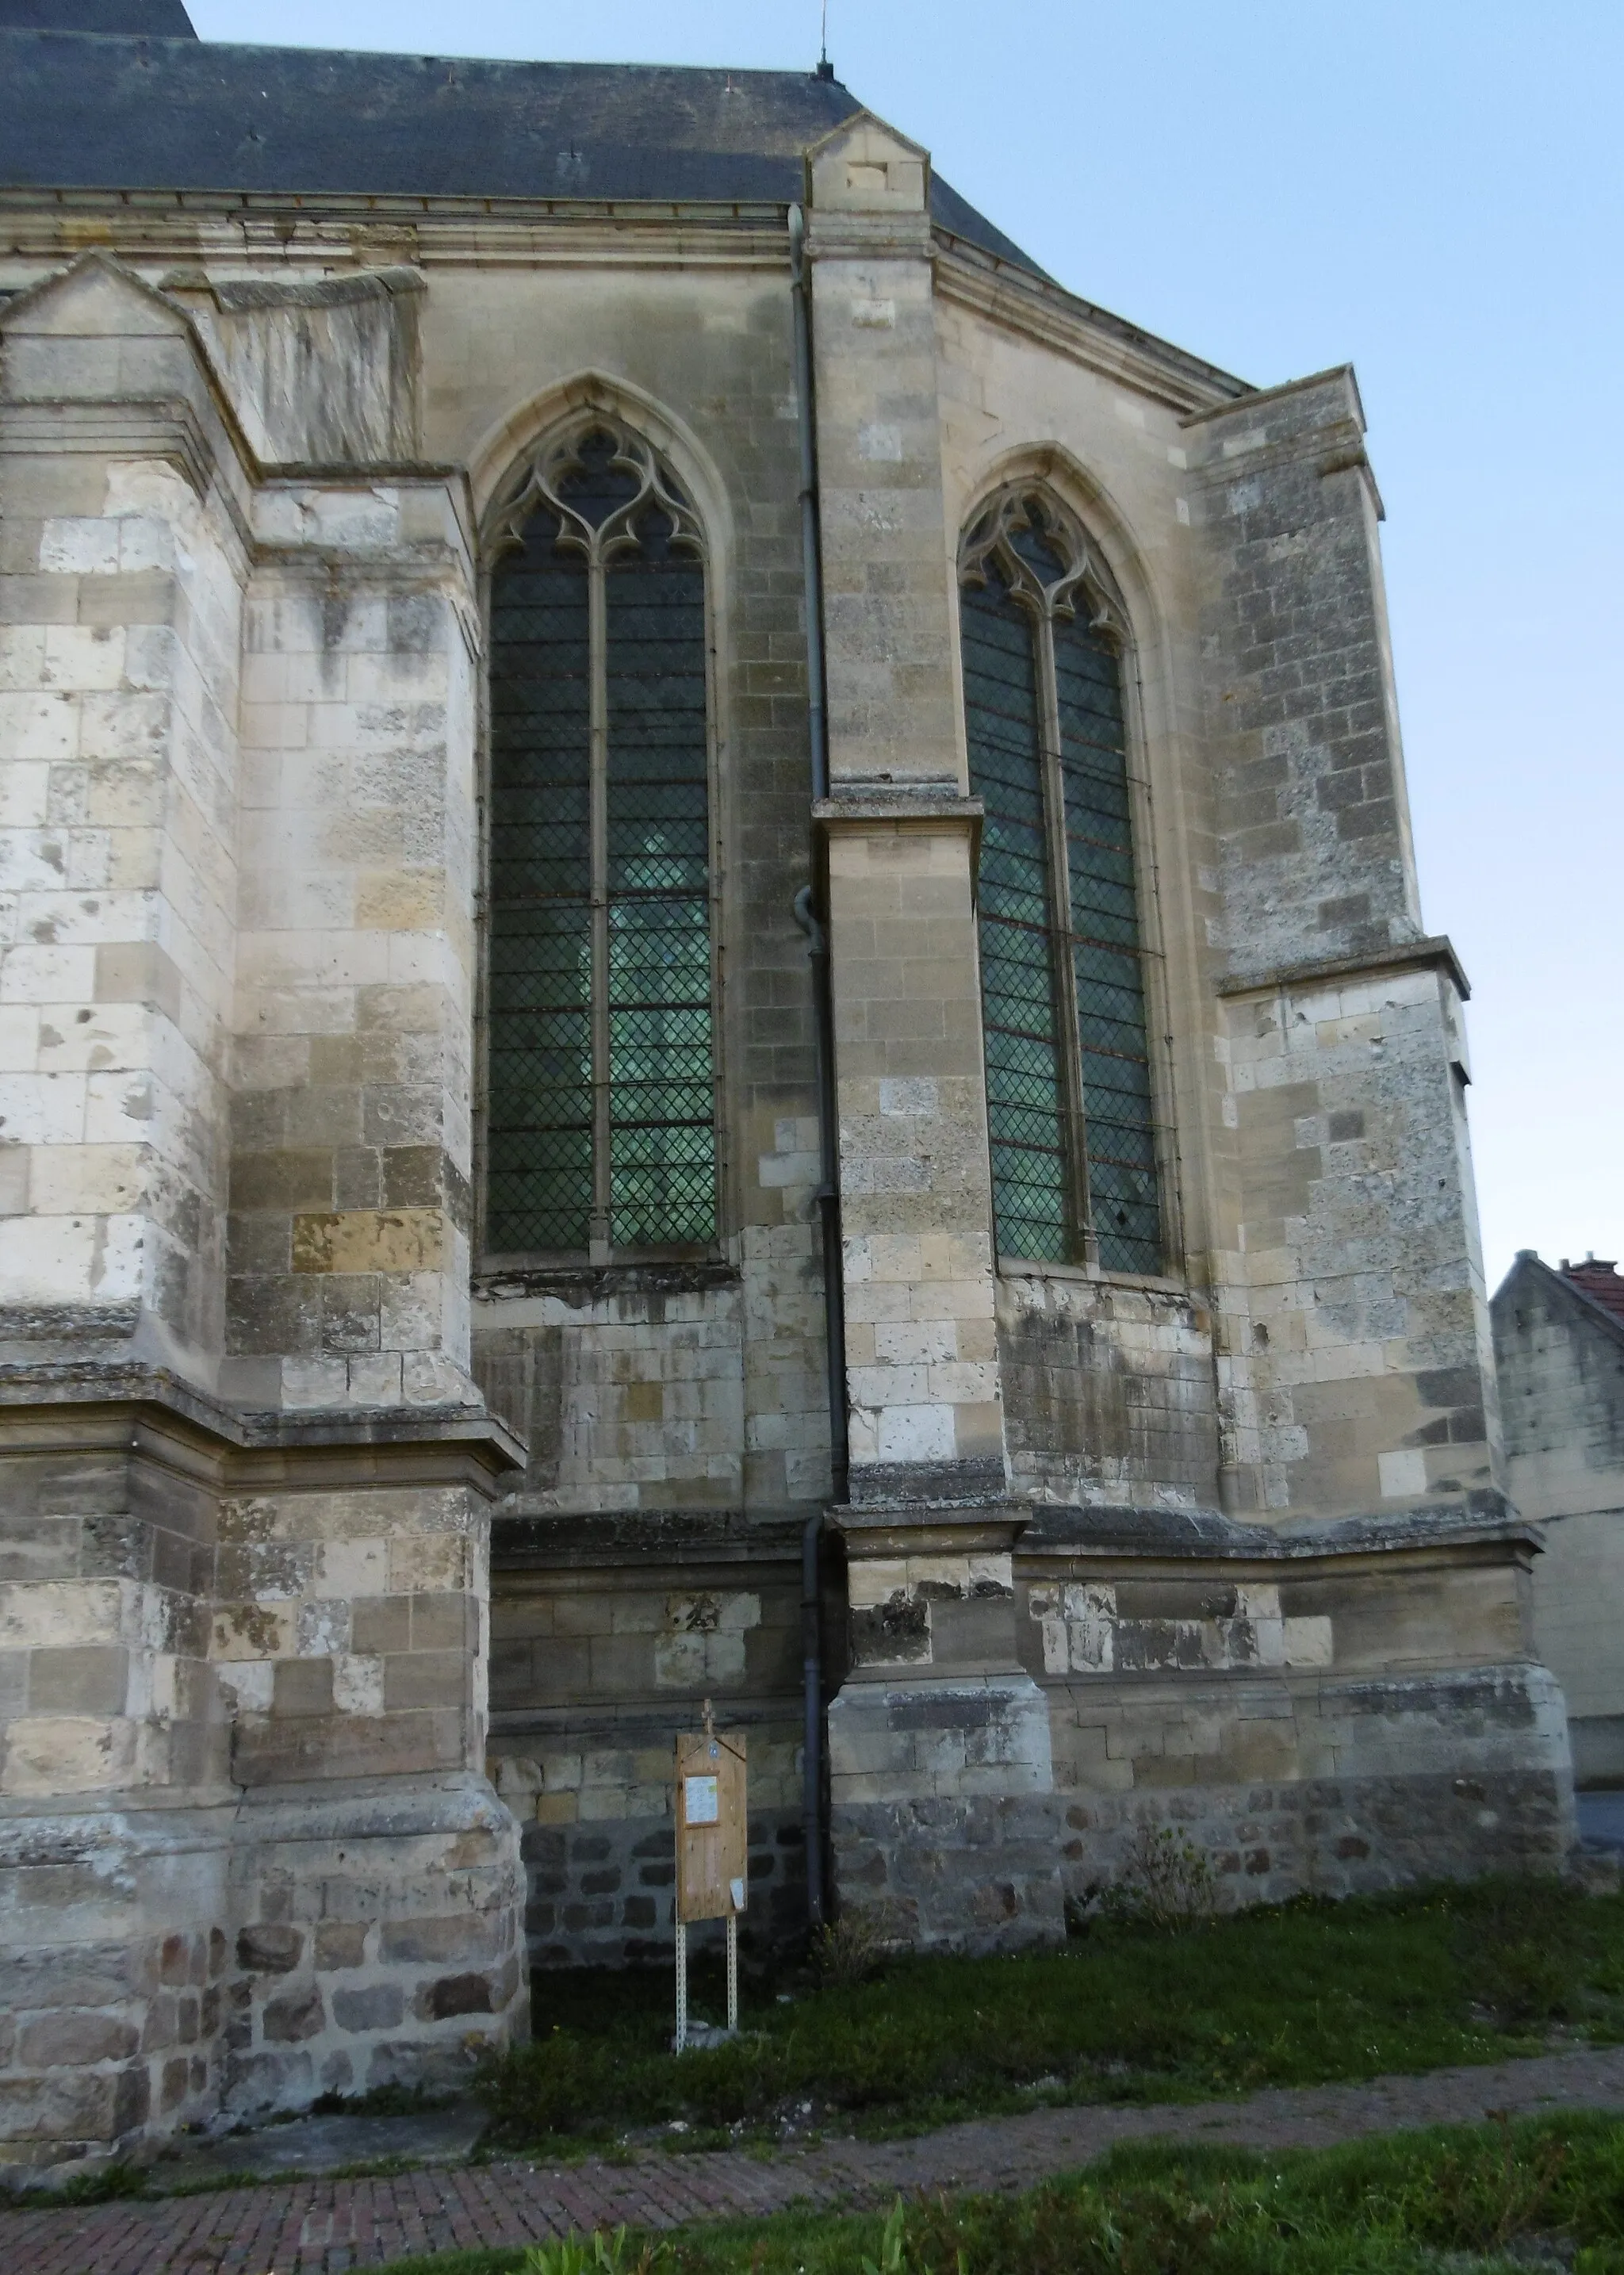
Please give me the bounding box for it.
[488,516,592,1253]
[487,431,716,1257]
[605,519,714,1247]
[1055,605,1162,1274]
[962,569,1072,1264]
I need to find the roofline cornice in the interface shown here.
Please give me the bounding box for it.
[0,188,795,270]
[932,229,1251,416]
[0,191,1251,411]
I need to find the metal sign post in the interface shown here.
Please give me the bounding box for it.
[673,1699,747,2051]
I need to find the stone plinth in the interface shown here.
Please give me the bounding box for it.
[0,1371,526,2176]
[825,1503,1064,1951]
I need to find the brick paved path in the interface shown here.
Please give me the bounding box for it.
[11,2045,1624,2275]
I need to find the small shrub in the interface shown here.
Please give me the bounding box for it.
[477,2028,622,2136]
[521,2224,666,2275]
[1457,1875,1591,2028]
[1103,1824,1216,1931]
[810,1904,902,1988]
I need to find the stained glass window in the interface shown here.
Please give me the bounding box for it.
[960,492,1163,1275]
[487,423,715,1258]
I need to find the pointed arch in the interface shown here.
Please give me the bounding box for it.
[477,390,725,1264]
[956,472,1167,1275]
[469,371,735,570]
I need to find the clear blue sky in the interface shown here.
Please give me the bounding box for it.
[192,0,1624,1292]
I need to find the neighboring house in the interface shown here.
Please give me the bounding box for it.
[1494,1254,1624,1784]
[0,0,1572,2180]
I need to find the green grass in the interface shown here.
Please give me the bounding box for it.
[481,1877,1624,2148]
[366,2112,1624,2274]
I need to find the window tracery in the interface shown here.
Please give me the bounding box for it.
[485,416,716,1260]
[959,488,1162,1274]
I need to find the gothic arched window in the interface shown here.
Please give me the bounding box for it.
[485,419,715,1259]
[959,490,1162,1274]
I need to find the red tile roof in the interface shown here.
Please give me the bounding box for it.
[1561,1258,1624,1324]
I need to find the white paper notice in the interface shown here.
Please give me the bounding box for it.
[684,1774,719,1825]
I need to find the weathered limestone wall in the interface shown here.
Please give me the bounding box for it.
[427,254,835,1521]
[828,1509,1065,1952]
[823,814,1002,1499]
[0,1389,232,2157]
[0,255,246,1379]
[0,253,527,2178]
[805,121,1053,1947]
[808,119,1002,1507]
[1024,1510,1571,1905]
[998,1273,1218,1510]
[473,1279,746,1513]
[1495,1256,1624,1783]
[1215,954,1495,1517]
[423,259,835,1969]
[180,267,423,468]
[224,470,481,1415]
[486,1514,810,1967]
[1188,373,1501,1525]
[0,262,246,2166]
[933,256,1231,1528]
[0,166,1574,2126]
[0,1376,527,2170]
[825,1503,1572,1945]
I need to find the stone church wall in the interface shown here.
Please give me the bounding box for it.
[0,152,1576,2173]
[486,1513,810,1969]
[1495,1257,1624,1783]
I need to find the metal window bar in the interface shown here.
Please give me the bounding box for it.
[1054,606,1162,1274]
[487,427,716,1258]
[960,493,1163,1274]
[961,570,1077,1264]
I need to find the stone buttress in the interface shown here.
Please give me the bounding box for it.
[805,120,1067,1950]
[802,139,1570,1950]
[0,255,527,2177]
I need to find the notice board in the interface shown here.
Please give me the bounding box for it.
[675,1725,747,1923]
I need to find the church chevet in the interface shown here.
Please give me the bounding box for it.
[0,0,1572,2177]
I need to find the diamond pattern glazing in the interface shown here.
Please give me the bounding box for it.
[959,490,1163,1274]
[488,424,715,1256]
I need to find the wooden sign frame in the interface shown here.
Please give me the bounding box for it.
[672,1707,746,2051]
[676,1724,746,1924]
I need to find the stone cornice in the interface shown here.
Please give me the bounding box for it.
[0,191,793,272]
[1019,1493,1540,1568]
[0,396,216,494]
[492,1506,807,1572]
[814,790,983,870]
[1,197,1257,419]
[831,1503,1030,1557]
[1215,934,1470,1005]
[805,210,935,262]
[814,790,982,823]
[933,234,1251,418]
[0,1361,525,1489]
[1184,361,1367,435]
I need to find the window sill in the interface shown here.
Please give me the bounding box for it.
[474,1254,739,1303]
[996,1254,1191,1298]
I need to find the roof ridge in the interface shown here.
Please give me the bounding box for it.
[0,31,1046,278]
[1497,1251,1624,1351]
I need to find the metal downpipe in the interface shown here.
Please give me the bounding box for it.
[790,201,841,1928]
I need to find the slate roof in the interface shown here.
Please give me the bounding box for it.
[0,0,1047,278]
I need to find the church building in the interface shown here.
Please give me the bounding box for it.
[0,0,1572,2174]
